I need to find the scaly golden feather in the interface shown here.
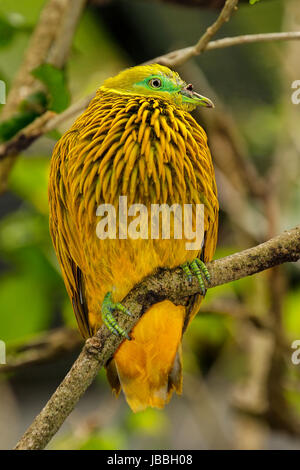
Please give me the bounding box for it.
[49,64,218,411]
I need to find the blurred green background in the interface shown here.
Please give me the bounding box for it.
[0,0,300,450]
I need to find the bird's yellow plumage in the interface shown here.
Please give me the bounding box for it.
[49,64,218,412]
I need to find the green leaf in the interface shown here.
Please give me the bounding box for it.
[0,210,64,344]
[249,0,261,4]
[0,91,47,142]
[46,129,62,141]
[0,110,39,141]
[127,409,168,436]
[0,16,15,48]
[62,297,78,329]
[19,90,48,113]
[52,429,126,450]
[79,430,125,450]
[283,289,300,339]
[0,210,48,252]
[32,63,70,113]
[9,156,49,213]
[188,314,229,346]
[0,272,51,343]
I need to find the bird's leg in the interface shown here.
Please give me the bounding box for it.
[101,292,132,340]
[181,259,210,296]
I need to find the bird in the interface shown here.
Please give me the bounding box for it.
[49,64,219,412]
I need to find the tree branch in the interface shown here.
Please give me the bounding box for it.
[1,0,69,120]
[0,328,82,374]
[14,226,300,450]
[2,0,300,192]
[0,93,94,162]
[151,31,300,67]
[2,29,300,183]
[0,0,87,193]
[144,0,239,66]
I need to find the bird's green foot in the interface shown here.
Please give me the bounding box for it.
[181,258,210,296]
[101,292,132,340]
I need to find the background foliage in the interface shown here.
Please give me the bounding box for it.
[0,0,300,450]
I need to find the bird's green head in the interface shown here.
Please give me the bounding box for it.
[101,64,214,112]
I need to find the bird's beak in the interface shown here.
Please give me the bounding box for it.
[180,85,214,108]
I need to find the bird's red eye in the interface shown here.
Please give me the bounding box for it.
[149,78,162,88]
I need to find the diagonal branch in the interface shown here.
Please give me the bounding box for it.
[0,328,82,374]
[0,0,238,174]
[1,0,87,119]
[183,0,239,55]
[13,225,300,450]
[149,31,300,67]
[2,0,300,192]
[2,26,300,186]
[0,94,94,162]
[0,0,87,194]
[146,0,239,67]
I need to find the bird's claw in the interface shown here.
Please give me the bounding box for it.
[181,258,210,296]
[101,292,132,340]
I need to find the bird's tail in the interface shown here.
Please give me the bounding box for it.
[106,300,185,412]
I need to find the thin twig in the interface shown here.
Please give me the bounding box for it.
[0,93,95,164]
[144,0,239,66]
[0,328,82,374]
[46,0,86,68]
[150,31,300,67]
[0,0,69,120]
[2,27,300,180]
[0,0,87,193]
[2,1,300,191]
[207,31,300,51]
[14,226,300,450]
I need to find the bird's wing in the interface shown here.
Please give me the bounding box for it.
[197,157,219,263]
[49,130,92,339]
